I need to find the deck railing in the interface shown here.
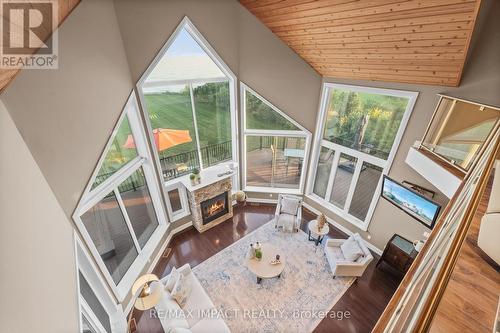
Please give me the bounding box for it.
[94,140,233,188]
[159,140,232,180]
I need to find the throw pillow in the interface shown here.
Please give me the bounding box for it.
[171,273,192,307]
[281,197,300,215]
[166,327,192,333]
[164,267,179,293]
[340,237,364,262]
[155,289,190,330]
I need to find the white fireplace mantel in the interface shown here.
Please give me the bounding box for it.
[180,164,235,192]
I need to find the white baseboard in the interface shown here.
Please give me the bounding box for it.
[124,221,193,314]
[302,202,383,255]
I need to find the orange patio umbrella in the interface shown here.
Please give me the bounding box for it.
[123,128,192,152]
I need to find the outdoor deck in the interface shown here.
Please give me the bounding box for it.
[246,147,302,189]
[314,159,382,220]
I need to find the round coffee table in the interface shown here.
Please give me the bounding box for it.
[246,243,285,284]
[308,220,329,246]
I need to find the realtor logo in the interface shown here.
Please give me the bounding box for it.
[0,0,58,69]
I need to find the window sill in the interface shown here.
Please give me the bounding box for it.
[244,185,303,195]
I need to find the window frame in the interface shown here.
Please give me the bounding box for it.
[75,232,127,333]
[135,17,240,208]
[163,181,190,220]
[73,93,169,302]
[241,82,311,194]
[307,83,418,230]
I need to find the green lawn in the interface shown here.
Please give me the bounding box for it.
[144,82,232,158]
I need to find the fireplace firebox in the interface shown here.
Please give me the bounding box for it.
[200,191,229,225]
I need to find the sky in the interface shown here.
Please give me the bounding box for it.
[166,28,205,56]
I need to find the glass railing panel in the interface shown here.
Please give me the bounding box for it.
[421,96,499,170]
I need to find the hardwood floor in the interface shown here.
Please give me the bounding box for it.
[133,203,401,333]
[430,176,500,333]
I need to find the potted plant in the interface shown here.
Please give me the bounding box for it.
[255,248,262,261]
[192,168,200,182]
[189,173,197,185]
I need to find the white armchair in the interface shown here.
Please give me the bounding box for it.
[324,233,373,278]
[274,194,302,232]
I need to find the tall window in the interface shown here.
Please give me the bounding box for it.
[242,84,311,193]
[74,93,168,301]
[137,18,237,183]
[309,83,417,229]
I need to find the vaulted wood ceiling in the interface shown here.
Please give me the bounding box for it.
[240,0,482,86]
[0,0,80,92]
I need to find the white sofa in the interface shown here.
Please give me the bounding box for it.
[324,234,373,278]
[274,194,302,232]
[156,264,230,333]
[478,160,500,264]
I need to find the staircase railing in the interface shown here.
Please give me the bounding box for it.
[373,127,500,332]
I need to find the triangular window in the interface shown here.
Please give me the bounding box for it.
[138,18,237,180]
[142,28,226,92]
[241,84,311,192]
[244,87,301,131]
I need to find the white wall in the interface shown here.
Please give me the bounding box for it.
[0,100,79,333]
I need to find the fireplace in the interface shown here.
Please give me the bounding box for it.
[200,191,229,225]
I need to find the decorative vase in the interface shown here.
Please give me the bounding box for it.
[317,214,326,231]
[235,191,246,206]
[248,243,255,259]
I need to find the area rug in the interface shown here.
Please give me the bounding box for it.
[192,221,354,333]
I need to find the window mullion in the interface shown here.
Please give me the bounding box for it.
[114,189,141,252]
[325,148,341,202]
[189,83,204,169]
[343,157,363,213]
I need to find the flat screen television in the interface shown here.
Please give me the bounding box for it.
[381,176,441,229]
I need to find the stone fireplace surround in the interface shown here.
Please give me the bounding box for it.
[182,169,233,232]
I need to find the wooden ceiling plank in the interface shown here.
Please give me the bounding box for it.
[281,27,470,43]
[454,0,482,86]
[272,13,475,36]
[255,0,405,20]
[242,0,479,85]
[275,14,474,37]
[244,0,356,15]
[303,52,464,60]
[320,71,458,85]
[310,62,461,72]
[261,0,475,26]
[286,37,468,49]
[321,67,460,79]
[278,20,474,39]
[268,2,476,31]
[296,45,466,54]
